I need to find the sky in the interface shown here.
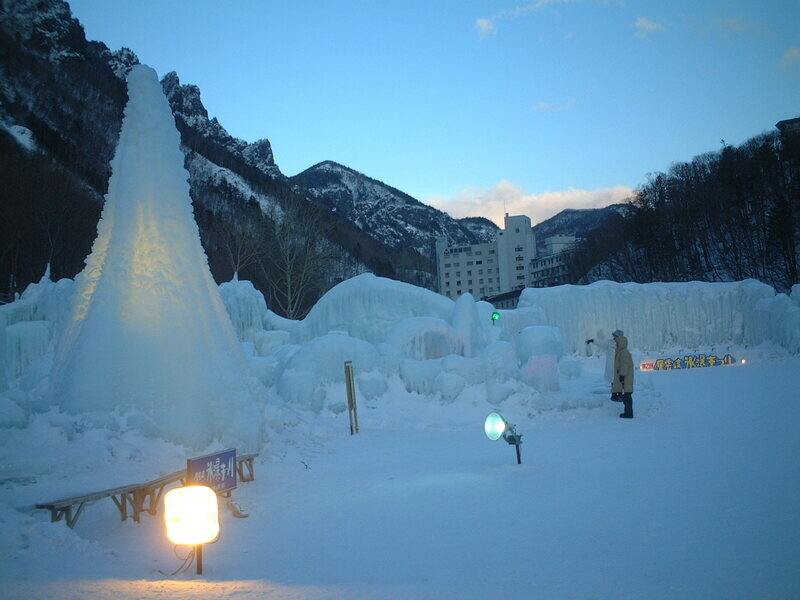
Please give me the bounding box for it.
[67,0,800,227]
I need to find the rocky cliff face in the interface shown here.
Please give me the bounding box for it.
[290,161,497,259]
[160,71,283,180]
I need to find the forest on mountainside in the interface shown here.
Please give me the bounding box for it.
[567,122,800,294]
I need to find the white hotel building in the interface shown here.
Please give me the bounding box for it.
[435,214,537,301]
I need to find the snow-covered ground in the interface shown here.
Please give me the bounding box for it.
[2,64,798,599]
[1,344,798,599]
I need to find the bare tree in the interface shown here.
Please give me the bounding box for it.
[258,194,338,319]
[215,211,266,277]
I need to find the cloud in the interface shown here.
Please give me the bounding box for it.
[713,15,769,36]
[685,14,769,38]
[533,98,576,112]
[781,47,800,71]
[476,0,618,38]
[427,181,635,228]
[475,17,496,39]
[635,16,663,39]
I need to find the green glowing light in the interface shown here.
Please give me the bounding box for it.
[484,412,507,441]
[491,311,500,322]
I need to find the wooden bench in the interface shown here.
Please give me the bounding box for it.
[36,453,258,529]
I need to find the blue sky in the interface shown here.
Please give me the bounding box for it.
[68,0,799,226]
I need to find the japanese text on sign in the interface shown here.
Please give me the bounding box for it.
[640,354,736,371]
[187,448,237,493]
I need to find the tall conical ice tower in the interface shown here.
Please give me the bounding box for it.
[49,65,264,450]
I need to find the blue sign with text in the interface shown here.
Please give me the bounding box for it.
[186,448,237,493]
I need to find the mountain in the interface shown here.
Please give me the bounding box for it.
[569,129,800,293]
[290,161,497,259]
[0,0,439,311]
[458,216,500,241]
[161,71,284,181]
[531,204,634,255]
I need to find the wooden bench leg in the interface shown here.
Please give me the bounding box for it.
[111,494,129,521]
[238,457,255,482]
[66,503,86,528]
[146,485,167,516]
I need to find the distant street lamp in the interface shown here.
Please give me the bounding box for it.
[484,412,523,464]
[491,311,501,325]
[164,485,220,574]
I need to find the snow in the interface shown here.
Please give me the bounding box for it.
[2,123,38,152]
[1,62,799,600]
[1,347,799,599]
[3,267,799,599]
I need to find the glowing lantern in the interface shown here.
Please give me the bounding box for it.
[484,412,507,441]
[484,412,523,464]
[164,485,219,545]
[491,311,501,325]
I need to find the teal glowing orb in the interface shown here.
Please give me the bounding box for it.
[484,412,507,441]
[491,311,501,322]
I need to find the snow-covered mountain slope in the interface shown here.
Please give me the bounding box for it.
[531,204,634,253]
[160,72,283,180]
[458,215,500,240]
[290,161,497,259]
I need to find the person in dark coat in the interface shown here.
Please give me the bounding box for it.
[611,329,634,418]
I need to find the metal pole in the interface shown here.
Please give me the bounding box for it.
[344,361,356,435]
[515,444,522,465]
[196,544,203,575]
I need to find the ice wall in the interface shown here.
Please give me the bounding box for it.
[0,268,73,389]
[46,65,266,451]
[293,273,455,345]
[218,276,295,342]
[5,264,799,428]
[518,279,800,353]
